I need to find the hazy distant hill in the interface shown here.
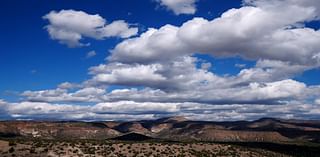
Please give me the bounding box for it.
[0,117,319,143]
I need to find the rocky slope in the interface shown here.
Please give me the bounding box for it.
[0,117,319,143]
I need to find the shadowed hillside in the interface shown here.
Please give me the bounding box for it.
[111,132,154,141]
[0,117,320,156]
[0,117,319,143]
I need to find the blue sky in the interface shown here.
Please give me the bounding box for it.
[0,0,242,98]
[0,0,320,121]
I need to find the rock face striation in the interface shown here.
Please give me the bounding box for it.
[0,117,319,143]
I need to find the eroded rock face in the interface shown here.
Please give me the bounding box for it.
[0,117,319,143]
[0,121,120,139]
[151,123,172,133]
[156,116,189,123]
[115,122,150,135]
[194,129,289,142]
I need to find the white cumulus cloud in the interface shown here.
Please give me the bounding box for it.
[43,10,138,47]
[111,0,320,67]
[156,0,198,15]
[3,0,320,121]
[86,50,97,58]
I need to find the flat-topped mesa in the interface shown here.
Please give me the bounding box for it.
[156,116,189,123]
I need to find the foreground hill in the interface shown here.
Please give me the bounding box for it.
[0,117,319,143]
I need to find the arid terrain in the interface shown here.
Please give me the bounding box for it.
[0,139,305,157]
[0,117,320,156]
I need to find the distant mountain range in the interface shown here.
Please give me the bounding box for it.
[0,117,319,143]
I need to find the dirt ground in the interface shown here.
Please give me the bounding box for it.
[0,140,291,157]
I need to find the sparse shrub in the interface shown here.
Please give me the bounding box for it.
[8,147,14,153]
[29,148,36,154]
[8,141,16,146]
